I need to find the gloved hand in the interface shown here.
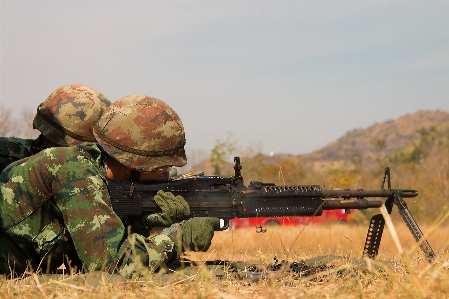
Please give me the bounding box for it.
[144,190,190,229]
[162,217,220,252]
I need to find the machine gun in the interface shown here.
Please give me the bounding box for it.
[108,157,436,263]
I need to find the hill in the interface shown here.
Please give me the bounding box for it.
[188,109,449,175]
[186,109,449,184]
[299,110,449,170]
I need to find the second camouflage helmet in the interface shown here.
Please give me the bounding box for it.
[33,84,111,146]
[93,95,187,172]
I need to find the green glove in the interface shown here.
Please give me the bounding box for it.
[162,217,220,252]
[145,190,190,228]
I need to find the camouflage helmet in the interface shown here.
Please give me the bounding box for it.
[33,84,111,146]
[93,95,187,172]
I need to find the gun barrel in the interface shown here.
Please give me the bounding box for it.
[322,199,383,210]
[322,189,418,199]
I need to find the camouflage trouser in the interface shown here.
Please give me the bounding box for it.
[0,231,82,278]
[0,231,32,277]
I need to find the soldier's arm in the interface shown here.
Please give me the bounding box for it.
[51,146,176,275]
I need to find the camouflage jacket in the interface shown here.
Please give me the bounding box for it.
[0,143,175,278]
[0,137,37,173]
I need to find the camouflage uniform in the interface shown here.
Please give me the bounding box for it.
[0,84,110,172]
[0,95,189,278]
[0,143,175,277]
[0,137,36,173]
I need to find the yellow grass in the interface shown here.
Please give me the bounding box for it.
[2,222,449,299]
[191,220,449,264]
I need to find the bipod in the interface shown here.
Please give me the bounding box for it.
[363,167,436,263]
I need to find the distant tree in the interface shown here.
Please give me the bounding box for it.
[371,137,388,176]
[210,133,237,176]
[371,137,387,152]
[390,127,439,165]
[327,168,361,189]
[0,105,39,138]
[0,105,19,136]
[254,156,305,185]
[414,127,438,161]
[349,152,363,174]
[19,108,39,139]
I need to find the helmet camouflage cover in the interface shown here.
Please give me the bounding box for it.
[33,84,111,146]
[93,95,187,172]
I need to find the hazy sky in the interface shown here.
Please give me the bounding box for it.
[1,1,448,157]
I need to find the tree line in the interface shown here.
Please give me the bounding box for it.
[199,129,449,224]
[0,105,39,138]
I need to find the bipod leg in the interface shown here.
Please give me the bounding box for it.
[362,167,392,260]
[363,214,385,260]
[394,196,436,263]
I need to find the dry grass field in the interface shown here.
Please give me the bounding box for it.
[2,217,449,299]
[196,219,449,263]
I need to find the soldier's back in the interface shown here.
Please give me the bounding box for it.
[0,137,35,172]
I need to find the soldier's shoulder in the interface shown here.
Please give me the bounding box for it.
[36,144,104,175]
[40,143,101,158]
[0,137,34,159]
[74,143,103,162]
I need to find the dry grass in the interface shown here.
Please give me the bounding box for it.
[3,221,449,299]
[194,220,449,263]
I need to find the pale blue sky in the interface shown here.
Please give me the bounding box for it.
[1,1,448,157]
